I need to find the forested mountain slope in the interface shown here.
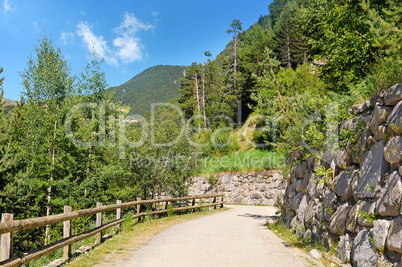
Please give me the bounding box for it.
[109,65,187,116]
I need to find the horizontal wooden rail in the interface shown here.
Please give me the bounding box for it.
[0,194,222,235]
[0,193,224,267]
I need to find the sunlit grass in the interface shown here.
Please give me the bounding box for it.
[200,149,284,174]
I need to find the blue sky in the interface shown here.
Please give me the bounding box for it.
[0,0,270,101]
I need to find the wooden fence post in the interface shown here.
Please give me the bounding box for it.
[96,202,102,243]
[221,195,224,208]
[0,213,13,261]
[213,196,217,209]
[116,200,121,230]
[192,198,196,212]
[63,206,72,259]
[136,198,141,222]
[209,197,212,210]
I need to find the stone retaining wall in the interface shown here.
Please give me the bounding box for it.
[281,84,402,266]
[189,170,285,205]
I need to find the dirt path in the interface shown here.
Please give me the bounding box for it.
[97,206,322,267]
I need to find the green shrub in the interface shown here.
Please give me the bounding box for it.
[122,212,134,230]
[167,204,174,217]
[369,60,402,92]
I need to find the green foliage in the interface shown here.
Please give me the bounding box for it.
[0,65,3,88]
[122,212,135,230]
[273,1,309,69]
[0,34,195,254]
[125,103,199,200]
[253,61,332,160]
[200,150,284,174]
[177,62,202,119]
[363,0,402,63]
[315,166,334,190]
[206,175,219,185]
[301,0,388,92]
[357,210,378,224]
[167,204,174,217]
[145,210,153,221]
[368,59,402,92]
[3,1,402,259]
[267,220,329,253]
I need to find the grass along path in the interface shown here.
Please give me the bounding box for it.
[65,208,227,267]
[201,150,284,174]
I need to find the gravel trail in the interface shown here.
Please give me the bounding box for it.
[98,205,322,267]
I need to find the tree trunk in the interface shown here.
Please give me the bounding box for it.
[194,74,201,133]
[286,33,291,69]
[234,32,238,74]
[202,65,207,129]
[46,106,58,245]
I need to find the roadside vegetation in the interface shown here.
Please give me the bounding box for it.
[266,220,336,266]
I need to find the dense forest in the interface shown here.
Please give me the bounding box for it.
[0,0,401,254]
[176,0,402,158]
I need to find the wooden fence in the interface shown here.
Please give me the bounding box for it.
[0,193,225,267]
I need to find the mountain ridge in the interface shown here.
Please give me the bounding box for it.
[109,65,188,116]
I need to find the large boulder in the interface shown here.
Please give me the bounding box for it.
[387,100,402,135]
[336,234,351,263]
[356,125,373,164]
[386,216,402,253]
[370,104,392,140]
[356,200,377,227]
[304,199,316,225]
[306,173,318,198]
[290,192,303,211]
[351,230,378,267]
[384,136,402,164]
[294,178,304,192]
[250,191,263,199]
[351,169,360,202]
[322,190,337,221]
[295,161,308,179]
[384,83,402,106]
[337,149,352,169]
[234,196,244,204]
[346,203,361,234]
[370,92,385,107]
[334,167,356,201]
[357,142,389,199]
[297,194,310,224]
[376,171,402,217]
[372,219,391,250]
[329,202,352,236]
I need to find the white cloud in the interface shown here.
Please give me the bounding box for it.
[3,0,13,12]
[77,22,117,65]
[112,12,153,63]
[60,32,75,45]
[77,12,153,66]
[113,35,143,63]
[115,12,153,35]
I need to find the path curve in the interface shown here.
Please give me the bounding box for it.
[99,206,322,267]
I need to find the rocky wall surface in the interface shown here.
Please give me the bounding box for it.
[281,84,402,266]
[189,170,285,205]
